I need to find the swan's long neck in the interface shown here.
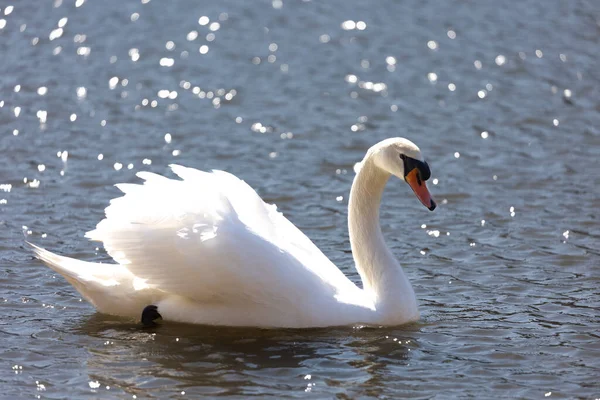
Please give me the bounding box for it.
[348,158,418,319]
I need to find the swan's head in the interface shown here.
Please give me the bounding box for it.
[372,137,436,211]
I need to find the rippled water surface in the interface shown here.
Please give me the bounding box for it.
[1,0,599,398]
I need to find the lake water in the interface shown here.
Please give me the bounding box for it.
[1,0,599,398]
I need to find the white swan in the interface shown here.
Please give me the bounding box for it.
[32,137,436,328]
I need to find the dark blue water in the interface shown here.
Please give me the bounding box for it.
[1,0,599,398]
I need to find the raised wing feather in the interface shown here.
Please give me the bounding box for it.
[85,166,353,308]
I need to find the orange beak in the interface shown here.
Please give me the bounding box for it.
[405,169,436,211]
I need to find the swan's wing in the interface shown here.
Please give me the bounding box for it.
[85,166,354,308]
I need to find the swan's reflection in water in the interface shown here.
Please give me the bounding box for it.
[75,314,419,397]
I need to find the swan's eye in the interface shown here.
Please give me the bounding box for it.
[401,155,431,181]
[419,161,431,181]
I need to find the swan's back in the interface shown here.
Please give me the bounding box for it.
[84,165,360,323]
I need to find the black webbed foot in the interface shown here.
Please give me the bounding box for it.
[141,305,162,327]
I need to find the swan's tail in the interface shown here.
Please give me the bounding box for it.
[29,243,154,318]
